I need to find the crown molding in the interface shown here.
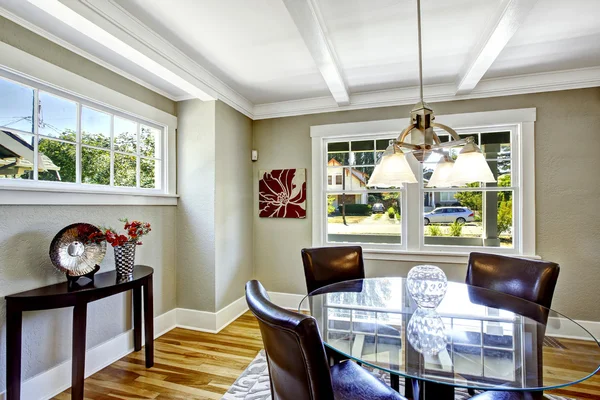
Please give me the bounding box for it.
[253,66,600,120]
[77,0,255,118]
[0,5,178,102]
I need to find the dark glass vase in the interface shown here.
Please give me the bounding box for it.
[114,241,136,281]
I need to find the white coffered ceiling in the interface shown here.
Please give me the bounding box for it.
[0,0,599,119]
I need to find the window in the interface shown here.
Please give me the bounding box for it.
[0,74,165,193]
[423,130,514,249]
[311,109,536,257]
[325,139,403,247]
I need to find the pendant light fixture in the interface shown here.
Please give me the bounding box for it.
[427,156,456,188]
[368,0,496,188]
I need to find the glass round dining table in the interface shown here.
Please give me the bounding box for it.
[298,278,600,399]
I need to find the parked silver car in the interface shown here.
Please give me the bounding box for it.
[372,203,385,214]
[424,207,474,225]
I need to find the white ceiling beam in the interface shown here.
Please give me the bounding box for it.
[282,0,350,106]
[455,0,538,95]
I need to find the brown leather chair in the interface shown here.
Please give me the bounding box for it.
[301,246,365,294]
[245,280,405,400]
[466,252,560,310]
[466,252,559,400]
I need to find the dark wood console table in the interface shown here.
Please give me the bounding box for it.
[5,265,154,400]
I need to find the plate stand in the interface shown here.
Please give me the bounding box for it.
[66,265,100,291]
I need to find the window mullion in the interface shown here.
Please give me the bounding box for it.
[136,124,141,188]
[406,159,422,252]
[109,114,114,187]
[32,88,39,181]
[76,102,82,184]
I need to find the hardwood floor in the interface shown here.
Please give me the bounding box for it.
[53,312,599,399]
[53,313,263,400]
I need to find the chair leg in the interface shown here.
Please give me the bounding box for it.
[405,378,417,399]
[390,374,400,392]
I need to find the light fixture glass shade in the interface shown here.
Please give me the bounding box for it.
[367,145,417,187]
[449,145,496,184]
[427,159,457,188]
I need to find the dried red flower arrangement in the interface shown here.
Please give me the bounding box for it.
[88,218,151,247]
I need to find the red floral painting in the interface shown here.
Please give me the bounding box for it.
[259,169,306,218]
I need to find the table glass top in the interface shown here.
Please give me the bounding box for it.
[300,278,600,391]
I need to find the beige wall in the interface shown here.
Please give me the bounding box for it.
[252,87,600,322]
[176,99,217,311]
[215,101,254,310]
[0,16,176,116]
[176,100,253,312]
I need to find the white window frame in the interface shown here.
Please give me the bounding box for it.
[0,46,177,206]
[311,108,537,263]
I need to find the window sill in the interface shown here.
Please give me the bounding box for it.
[0,187,178,206]
[363,249,541,264]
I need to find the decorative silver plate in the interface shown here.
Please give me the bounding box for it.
[49,223,106,276]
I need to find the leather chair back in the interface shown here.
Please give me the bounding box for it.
[466,252,560,309]
[301,246,365,294]
[245,280,334,400]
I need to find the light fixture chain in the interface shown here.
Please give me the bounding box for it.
[417,0,424,103]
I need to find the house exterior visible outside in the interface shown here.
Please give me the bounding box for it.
[0,130,59,178]
[424,191,459,211]
[327,158,368,208]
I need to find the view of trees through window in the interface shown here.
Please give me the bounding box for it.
[0,76,161,190]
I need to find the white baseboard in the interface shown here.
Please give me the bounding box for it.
[546,317,600,342]
[177,296,249,334]
[176,308,220,333]
[267,291,309,311]
[176,292,307,334]
[216,297,249,331]
[155,308,178,338]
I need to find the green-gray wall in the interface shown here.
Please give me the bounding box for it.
[176,100,217,311]
[252,87,600,322]
[215,101,254,310]
[176,100,253,312]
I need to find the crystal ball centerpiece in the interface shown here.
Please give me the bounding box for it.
[406,264,448,308]
[406,308,448,355]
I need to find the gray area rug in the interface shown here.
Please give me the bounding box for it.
[221,350,572,400]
